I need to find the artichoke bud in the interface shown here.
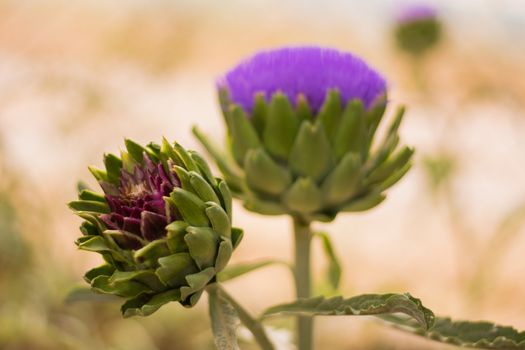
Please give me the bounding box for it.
[69,139,243,317]
[197,47,414,223]
[394,5,442,55]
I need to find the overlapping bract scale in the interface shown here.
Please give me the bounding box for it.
[69,139,243,317]
[196,90,413,223]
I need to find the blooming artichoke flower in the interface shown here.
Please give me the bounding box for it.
[194,46,413,222]
[69,139,242,317]
[394,5,441,55]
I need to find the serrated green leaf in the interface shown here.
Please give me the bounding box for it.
[289,121,333,182]
[208,285,241,350]
[244,148,292,196]
[384,315,525,349]
[314,231,342,291]
[262,293,435,331]
[217,259,290,282]
[263,93,300,160]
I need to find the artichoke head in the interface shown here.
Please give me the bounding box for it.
[69,139,242,317]
[395,17,441,55]
[196,90,413,223]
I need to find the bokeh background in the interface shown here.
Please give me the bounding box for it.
[1,0,525,349]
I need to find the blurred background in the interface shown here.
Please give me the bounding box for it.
[1,0,525,349]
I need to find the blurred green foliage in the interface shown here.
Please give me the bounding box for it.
[0,190,30,282]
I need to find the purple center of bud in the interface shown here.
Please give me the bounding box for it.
[100,156,180,249]
[397,4,437,23]
[218,46,387,114]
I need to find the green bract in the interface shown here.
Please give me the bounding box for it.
[195,90,413,223]
[69,139,243,317]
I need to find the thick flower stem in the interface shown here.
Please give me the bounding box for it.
[293,217,313,350]
[215,284,275,350]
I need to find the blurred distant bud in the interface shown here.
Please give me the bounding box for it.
[69,139,243,317]
[422,153,456,192]
[195,46,414,223]
[394,5,442,55]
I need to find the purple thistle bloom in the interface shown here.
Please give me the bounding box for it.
[218,46,387,113]
[100,155,180,249]
[397,4,437,23]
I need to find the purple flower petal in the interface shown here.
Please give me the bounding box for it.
[113,232,144,250]
[99,154,181,249]
[218,46,387,113]
[141,211,168,241]
[397,4,437,23]
[100,213,119,230]
[123,217,142,236]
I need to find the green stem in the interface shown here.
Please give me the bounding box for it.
[411,54,428,96]
[293,217,313,350]
[216,284,275,350]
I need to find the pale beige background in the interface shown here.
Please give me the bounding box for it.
[0,1,524,349]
